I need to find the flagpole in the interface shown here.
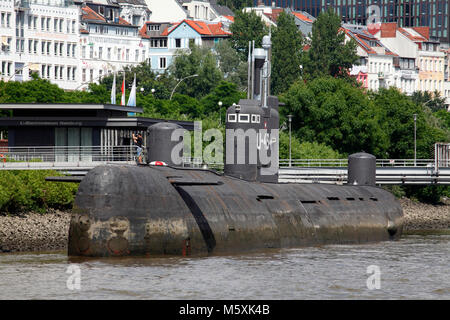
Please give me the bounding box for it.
[121,73,126,106]
[111,72,116,104]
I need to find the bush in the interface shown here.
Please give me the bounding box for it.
[403,185,449,204]
[0,170,79,214]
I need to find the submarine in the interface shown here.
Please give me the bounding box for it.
[67,35,404,257]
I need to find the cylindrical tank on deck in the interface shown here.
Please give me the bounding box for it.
[347,152,376,186]
[147,122,183,166]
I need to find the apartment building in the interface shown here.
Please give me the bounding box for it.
[344,26,398,91]
[178,0,234,21]
[258,0,450,46]
[0,0,80,89]
[78,4,146,90]
[376,25,446,95]
[140,19,231,73]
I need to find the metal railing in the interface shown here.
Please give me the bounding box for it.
[0,144,449,169]
[0,145,137,163]
[278,159,450,168]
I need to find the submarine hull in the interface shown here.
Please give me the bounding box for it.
[68,164,403,257]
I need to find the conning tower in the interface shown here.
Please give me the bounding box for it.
[225,34,279,183]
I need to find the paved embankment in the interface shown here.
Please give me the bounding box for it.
[400,198,450,232]
[0,210,71,253]
[0,199,449,253]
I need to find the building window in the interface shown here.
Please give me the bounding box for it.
[175,38,181,48]
[159,57,166,69]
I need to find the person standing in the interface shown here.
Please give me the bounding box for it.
[132,132,143,164]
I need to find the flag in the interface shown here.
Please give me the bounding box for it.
[127,74,136,107]
[121,74,125,106]
[111,73,116,104]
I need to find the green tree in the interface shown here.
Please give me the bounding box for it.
[279,131,343,159]
[271,11,303,95]
[99,61,173,100]
[0,77,68,103]
[302,8,359,81]
[410,90,447,112]
[170,45,223,99]
[230,10,268,60]
[281,77,388,157]
[217,0,253,11]
[214,39,249,91]
[434,109,450,131]
[201,81,246,123]
[371,88,448,159]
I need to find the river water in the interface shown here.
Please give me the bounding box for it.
[0,233,448,300]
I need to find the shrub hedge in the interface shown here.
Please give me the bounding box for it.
[0,170,79,214]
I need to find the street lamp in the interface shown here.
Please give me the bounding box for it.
[288,115,293,167]
[413,113,417,166]
[170,74,199,100]
[218,101,223,125]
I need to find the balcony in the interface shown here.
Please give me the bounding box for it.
[400,70,418,80]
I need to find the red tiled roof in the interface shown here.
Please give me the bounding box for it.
[380,23,397,38]
[412,26,430,40]
[81,6,106,23]
[118,17,131,25]
[82,6,131,26]
[207,22,231,36]
[223,15,234,22]
[185,20,212,35]
[167,20,231,36]
[398,28,427,42]
[139,24,149,38]
[263,9,282,23]
[343,28,397,56]
[292,12,313,23]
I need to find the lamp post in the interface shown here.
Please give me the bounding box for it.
[218,101,223,125]
[170,74,198,100]
[413,113,417,166]
[288,115,293,167]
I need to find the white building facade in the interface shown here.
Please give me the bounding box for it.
[144,0,187,23]
[78,5,147,90]
[0,0,80,89]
